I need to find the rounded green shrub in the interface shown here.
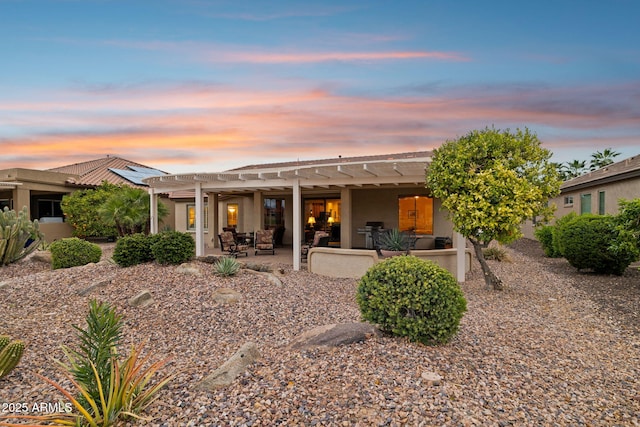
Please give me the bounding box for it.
[356,256,467,345]
[558,214,639,275]
[552,212,577,258]
[534,225,559,257]
[112,233,154,267]
[150,231,195,265]
[50,237,102,269]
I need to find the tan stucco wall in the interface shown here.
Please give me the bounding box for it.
[307,248,472,279]
[350,188,452,248]
[552,177,640,218]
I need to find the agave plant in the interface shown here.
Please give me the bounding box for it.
[214,256,241,277]
[378,228,410,252]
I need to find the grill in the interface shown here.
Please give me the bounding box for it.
[356,221,384,249]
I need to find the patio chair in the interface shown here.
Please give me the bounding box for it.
[218,231,249,257]
[301,231,330,261]
[254,229,275,255]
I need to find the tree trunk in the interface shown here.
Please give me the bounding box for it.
[469,238,504,290]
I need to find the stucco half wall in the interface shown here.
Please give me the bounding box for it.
[307,247,473,279]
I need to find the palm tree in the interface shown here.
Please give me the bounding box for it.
[589,148,620,171]
[99,187,168,236]
[563,159,587,180]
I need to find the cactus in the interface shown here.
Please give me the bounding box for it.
[0,335,11,350]
[0,206,44,266]
[0,338,25,379]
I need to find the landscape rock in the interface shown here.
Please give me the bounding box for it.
[128,290,154,307]
[76,278,112,296]
[31,251,52,264]
[197,342,261,390]
[176,263,202,276]
[212,287,242,304]
[288,322,381,350]
[421,371,443,386]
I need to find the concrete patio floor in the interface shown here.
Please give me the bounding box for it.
[205,244,301,267]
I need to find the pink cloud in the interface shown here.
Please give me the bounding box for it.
[216,50,469,63]
[2,80,639,173]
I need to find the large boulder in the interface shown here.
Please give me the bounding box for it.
[288,322,380,350]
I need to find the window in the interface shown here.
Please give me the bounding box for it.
[37,199,63,219]
[580,193,591,214]
[598,191,605,215]
[227,203,238,227]
[264,198,285,228]
[304,198,339,231]
[398,196,433,234]
[187,204,208,230]
[564,196,574,206]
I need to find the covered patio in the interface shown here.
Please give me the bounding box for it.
[143,152,468,281]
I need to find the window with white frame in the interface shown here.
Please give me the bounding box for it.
[563,195,574,206]
[187,204,208,230]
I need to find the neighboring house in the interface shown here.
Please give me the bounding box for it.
[0,156,169,241]
[552,153,640,217]
[520,153,640,239]
[144,151,468,279]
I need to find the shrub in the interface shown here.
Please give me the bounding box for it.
[50,237,102,269]
[552,212,577,258]
[61,182,121,239]
[150,231,195,265]
[482,245,511,262]
[112,233,154,267]
[215,256,241,277]
[534,225,559,257]
[617,198,640,247]
[558,214,639,275]
[356,256,467,345]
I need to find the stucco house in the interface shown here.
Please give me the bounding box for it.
[552,153,640,218]
[0,156,170,241]
[144,151,470,280]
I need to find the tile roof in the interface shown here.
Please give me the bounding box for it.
[229,150,433,172]
[47,156,166,187]
[561,153,640,192]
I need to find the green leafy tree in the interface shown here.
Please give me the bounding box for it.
[589,148,620,171]
[61,182,121,238]
[426,127,561,290]
[98,187,168,236]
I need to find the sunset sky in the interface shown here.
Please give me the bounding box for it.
[1,0,639,174]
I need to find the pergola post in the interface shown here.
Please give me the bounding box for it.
[293,178,301,271]
[195,182,204,256]
[148,189,158,234]
[455,231,466,282]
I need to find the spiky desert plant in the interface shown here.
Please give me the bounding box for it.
[0,206,44,266]
[64,300,123,412]
[0,337,25,379]
[1,343,174,427]
[214,256,241,277]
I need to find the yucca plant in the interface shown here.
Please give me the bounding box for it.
[0,343,174,427]
[66,300,123,410]
[214,256,241,277]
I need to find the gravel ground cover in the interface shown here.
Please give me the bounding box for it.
[1,239,639,426]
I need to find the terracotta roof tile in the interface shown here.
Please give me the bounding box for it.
[48,156,166,187]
